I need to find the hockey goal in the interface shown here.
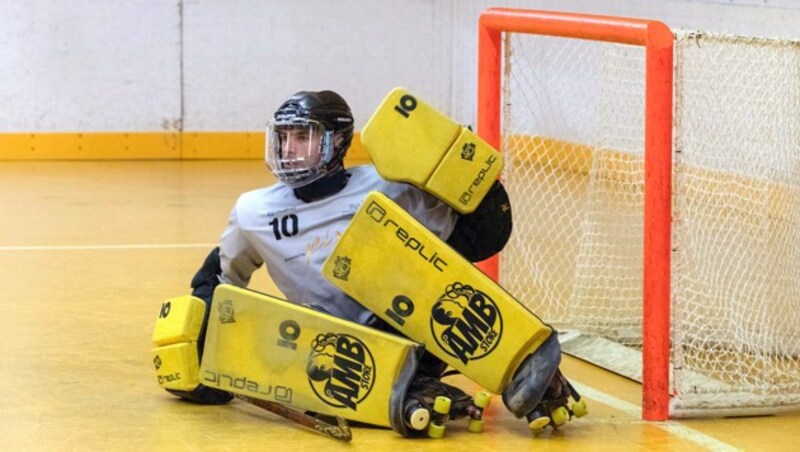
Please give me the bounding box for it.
[478,8,800,420]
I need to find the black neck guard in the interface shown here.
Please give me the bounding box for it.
[293,169,349,202]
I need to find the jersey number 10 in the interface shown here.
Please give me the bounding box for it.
[269,214,299,240]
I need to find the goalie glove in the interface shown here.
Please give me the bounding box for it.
[151,294,233,404]
[361,87,503,214]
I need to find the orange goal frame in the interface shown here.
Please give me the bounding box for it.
[476,8,674,421]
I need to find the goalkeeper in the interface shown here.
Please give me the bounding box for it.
[174,89,513,406]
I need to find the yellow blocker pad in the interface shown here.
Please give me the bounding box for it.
[361,87,504,214]
[323,191,553,394]
[151,295,206,391]
[200,285,422,431]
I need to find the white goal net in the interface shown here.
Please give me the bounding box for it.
[499,30,800,417]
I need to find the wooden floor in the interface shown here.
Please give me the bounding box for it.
[1,160,797,451]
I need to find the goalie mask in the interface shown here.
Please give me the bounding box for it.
[266,90,354,188]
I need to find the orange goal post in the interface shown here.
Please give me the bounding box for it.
[478,7,800,421]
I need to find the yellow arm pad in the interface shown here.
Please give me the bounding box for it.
[361,87,504,214]
[151,295,206,391]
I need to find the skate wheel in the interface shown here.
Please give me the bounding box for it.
[531,426,545,436]
[528,415,550,431]
[572,399,588,418]
[428,422,446,439]
[474,391,491,408]
[433,395,451,414]
[467,418,484,433]
[551,406,569,426]
[408,407,430,431]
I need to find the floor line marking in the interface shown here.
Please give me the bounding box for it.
[571,380,741,451]
[0,243,216,251]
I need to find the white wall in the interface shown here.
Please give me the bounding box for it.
[0,1,180,131]
[2,0,800,134]
[182,0,455,131]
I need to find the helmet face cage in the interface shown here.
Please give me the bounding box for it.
[266,90,354,188]
[266,118,336,188]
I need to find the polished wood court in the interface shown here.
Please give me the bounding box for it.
[1,160,797,451]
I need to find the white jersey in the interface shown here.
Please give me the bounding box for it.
[219,165,458,324]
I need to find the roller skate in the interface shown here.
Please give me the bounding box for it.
[525,369,588,435]
[404,375,491,439]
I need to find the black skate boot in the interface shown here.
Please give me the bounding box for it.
[525,369,588,434]
[403,375,491,438]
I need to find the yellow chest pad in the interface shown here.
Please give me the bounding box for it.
[200,285,421,428]
[323,191,552,393]
[361,87,504,213]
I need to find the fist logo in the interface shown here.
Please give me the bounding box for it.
[332,256,352,281]
[218,299,236,324]
[461,142,476,161]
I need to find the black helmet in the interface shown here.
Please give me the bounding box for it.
[266,90,354,187]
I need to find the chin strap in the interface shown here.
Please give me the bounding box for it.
[293,168,349,202]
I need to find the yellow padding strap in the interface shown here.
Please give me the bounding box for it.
[151,295,206,391]
[361,87,503,213]
[323,191,552,393]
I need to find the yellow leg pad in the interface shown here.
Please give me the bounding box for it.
[323,191,552,394]
[200,284,422,429]
[152,295,206,346]
[151,342,201,391]
[361,87,503,214]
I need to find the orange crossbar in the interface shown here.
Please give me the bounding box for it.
[477,7,673,421]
